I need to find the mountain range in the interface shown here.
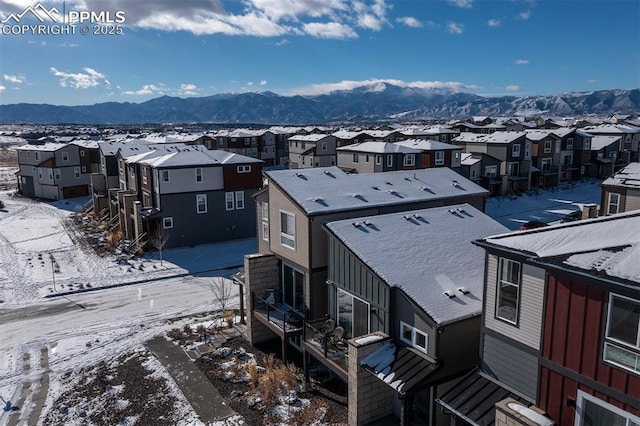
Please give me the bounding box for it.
[1,84,638,125]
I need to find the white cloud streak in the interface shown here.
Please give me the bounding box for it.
[487,19,500,27]
[260,80,267,86]
[302,21,357,39]
[0,85,5,92]
[49,67,110,89]
[446,21,464,34]
[290,78,479,96]
[505,85,523,92]
[4,74,25,84]
[178,83,199,96]
[515,59,530,65]
[448,0,472,8]
[122,84,164,96]
[397,16,422,28]
[517,10,532,20]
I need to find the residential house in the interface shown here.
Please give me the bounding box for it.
[394,139,463,171]
[590,135,622,178]
[452,131,532,195]
[239,166,489,363]
[336,142,421,173]
[459,153,503,192]
[215,129,262,160]
[309,204,509,425]
[525,130,562,188]
[331,130,372,148]
[572,129,594,177]
[288,134,337,168]
[437,211,640,426]
[584,124,640,164]
[600,162,640,215]
[16,142,91,200]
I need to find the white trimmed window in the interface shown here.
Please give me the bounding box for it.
[376,155,382,165]
[261,202,269,242]
[321,141,327,151]
[161,170,170,182]
[196,168,203,183]
[196,194,207,214]
[80,150,85,157]
[403,154,415,167]
[607,193,620,215]
[35,152,40,161]
[74,167,81,179]
[387,155,393,167]
[435,151,445,165]
[62,151,69,161]
[163,217,173,229]
[400,321,428,352]
[237,165,251,173]
[567,138,574,149]
[48,169,53,180]
[544,140,552,153]
[142,169,147,185]
[280,210,296,250]
[576,390,640,426]
[54,169,61,180]
[496,258,521,325]
[485,165,497,177]
[512,144,521,157]
[225,192,235,210]
[235,191,244,209]
[603,293,640,374]
[353,153,359,163]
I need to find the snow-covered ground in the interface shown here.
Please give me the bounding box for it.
[485,179,603,230]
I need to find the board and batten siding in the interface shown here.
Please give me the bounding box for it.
[481,333,538,401]
[268,183,310,270]
[485,254,545,350]
[393,291,437,359]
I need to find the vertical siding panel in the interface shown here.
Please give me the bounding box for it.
[609,368,628,396]
[542,276,557,360]
[550,278,570,364]
[547,370,564,421]
[581,285,604,377]
[566,281,587,373]
[561,377,578,426]
[539,367,550,412]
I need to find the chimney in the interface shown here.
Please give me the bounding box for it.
[582,203,598,219]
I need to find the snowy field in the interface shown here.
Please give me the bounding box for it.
[485,179,603,230]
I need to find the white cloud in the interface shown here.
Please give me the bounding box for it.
[487,19,500,27]
[260,80,267,86]
[505,85,523,92]
[247,81,254,86]
[50,67,110,89]
[446,21,464,34]
[515,59,529,65]
[397,16,422,28]
[274,38,289,46]
[587,79,597,84]
[303,21,357,39]
[290,78,479,96]
[122,84,164,96]
[4,74,25,84]
[448,0,472,8]
[58,43,79,47]
[0,85,5,92]
[178,83,199,96]
[517,10,531,20]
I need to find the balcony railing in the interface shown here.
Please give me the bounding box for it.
[303,318,348,378]
[251,292,304,335]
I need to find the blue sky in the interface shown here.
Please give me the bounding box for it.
[0,0,638,106]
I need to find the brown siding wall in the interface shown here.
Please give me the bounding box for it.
[268,183,309,269]
[223,164,262,190]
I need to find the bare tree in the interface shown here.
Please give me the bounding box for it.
[210,277,234,312]
[148,225,169,266]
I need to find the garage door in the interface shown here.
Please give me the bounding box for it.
[62,185,89,199]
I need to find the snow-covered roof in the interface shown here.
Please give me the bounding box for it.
[133,146,262,168]
[461,153,481,166]
[366,130,396,138]
[452,132,486,143]
[524,130,558,141]
[265,166,488,216]
[478,210,640,285]
[602,162,640,188]
[585,124,640,134]
[288,134,332,142]
[332,130,366,139]
[590,135,621,151]
[480,131,526,143]
[337,142,419,154]
[16,142,67,152]
[395,139,461,151]
[325,204,509,325]
[98,140,156,156]
[71,140,100,149]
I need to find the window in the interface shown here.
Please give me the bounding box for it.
[525,142,531,158]
[280,210,296,249]
[81,166,87,173]
[365,154,369,163]
[512,144,521,157]
[48,169,53,180]
[196,168,203,182]
[485,165,497,177]
[496,258,521,324]
[321,141,327,151]
[142,171,147,185]
[163,217,173,229]
[235,191,244,209]
[54,169,61,180]
[435,151,445,165]
[38,168,42,179]
[567,138,574,149]
[387,155,393,167]
[196,194,207,213]
[604,294,640,374]
[471,169,477,178]
[584,139,591,150]
[544,140,552,153]
[80,150,85,157]
[609,151,617,160]
[508,162,519,177]
[62,152,69,161]
[607,193,620,215]
[400,321,428,352]
[261,202,269,242]
[283,263,304,312]
[225,192,235,210]
[376,155,382,165]
[403,154,415,167]
[74,167,80,179]
[161,170,170,182]
[35,152,40,161]
[237,165,251,173]
[337,288,370,339]
[576,390,640,426]
[541,158,552,172]
[353,153,359,163]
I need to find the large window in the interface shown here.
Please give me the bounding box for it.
[576,390,640,426]
[400,321,428,352]
[508,162,519,177]
[62,151,69,161]
[225,192,235,210]
[161,170,170,182]
[261,202,269,242]
[403,154,415,167]
[196,194,207,213]
[283,263,304,312]
[353,153,359,163]
[485,165,497,177]
[544,140,552,153]
[74,167,81,179]
[496,258,521,324]
[607,193,620,215]
[235,191,244,209]
[280,210,296,250]
[512,144,521,157]
[604,294,640,374]
[337,288,370,339]
[196,168,203,183]
[435,151,445,165]
[387,155,393,167]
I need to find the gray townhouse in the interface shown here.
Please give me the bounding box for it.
[600,162,640,216]
[288,134,337,168]
[336,142,421,173]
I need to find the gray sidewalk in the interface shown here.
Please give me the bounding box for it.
[146,336,236,423]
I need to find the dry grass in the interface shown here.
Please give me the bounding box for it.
[106,229,123,249]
